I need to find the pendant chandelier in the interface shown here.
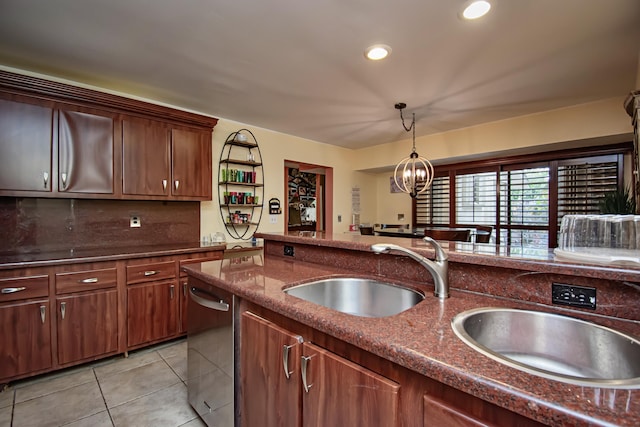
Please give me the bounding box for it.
[393,103,434,198]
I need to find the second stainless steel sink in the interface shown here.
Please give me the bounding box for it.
[452,307,640,388]
[284,277,424,318]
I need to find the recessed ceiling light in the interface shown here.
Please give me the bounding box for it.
[364,44,391,61]
[462,0,491,20]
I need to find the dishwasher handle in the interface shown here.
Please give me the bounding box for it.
[189,286,230,311]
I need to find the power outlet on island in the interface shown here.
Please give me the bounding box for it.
[551,283,596,310]
[284,245,295,257]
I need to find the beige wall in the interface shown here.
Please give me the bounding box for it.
[202,118,373,239]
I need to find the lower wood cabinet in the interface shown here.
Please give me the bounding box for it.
[241,311,400,427]
[127,280,178,348]
[0,299,52,380]
[56,290,118,365]
[241,312,303,427]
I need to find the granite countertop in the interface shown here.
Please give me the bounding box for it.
[184,237,640,427]
[0,241,263,270]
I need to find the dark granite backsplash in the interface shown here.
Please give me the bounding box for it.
[0,197,200,255]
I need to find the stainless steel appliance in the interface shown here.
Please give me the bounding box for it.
[187,278,235,426]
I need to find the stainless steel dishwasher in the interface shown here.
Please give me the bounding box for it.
[187,277,236,427]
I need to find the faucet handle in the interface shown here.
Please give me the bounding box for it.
[422,237,448,262]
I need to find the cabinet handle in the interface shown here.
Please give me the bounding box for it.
[1,286,26,294]
[79,277,98,284]
[170,284,175,300]
[43,172,49,189]
[301,355,313,393]
[162,179,168,191]
[40,305,46,324]
[174,180,180,191]
[61,172,68,189]
[283,344,294,379]
[144,270,159,277]
[60,302,66,320]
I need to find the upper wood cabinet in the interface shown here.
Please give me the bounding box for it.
[122,118,171,197]
[172,128,212,199]
[0,97,53,193]
[0,69,217,201]
[122,118,212,200]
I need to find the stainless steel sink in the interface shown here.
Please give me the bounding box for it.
[451,307,640,388]
[284,277,424,318]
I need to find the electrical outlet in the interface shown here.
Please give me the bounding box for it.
[130,215,141,228]
[270,215,277,224]
[338,215,342,222]
[552,283,596,310]
[284,245,294,257]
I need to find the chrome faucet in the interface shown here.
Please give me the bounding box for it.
[371,237,449,299]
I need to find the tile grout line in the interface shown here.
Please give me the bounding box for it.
[92,367,116,427]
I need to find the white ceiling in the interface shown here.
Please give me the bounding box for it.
[0,0,638,149]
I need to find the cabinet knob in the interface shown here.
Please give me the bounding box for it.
[40,305,46,324]
[162,179,168,191]
[43,172,49,189]
[144,270,159,277]
[170,284,175,300]
[61,173,68,189]
[174,180,180,191]
[60,302,66,320]
[79,277,98,284]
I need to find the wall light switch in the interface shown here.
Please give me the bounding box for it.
[130,215,141,228]
[338,215,342,222]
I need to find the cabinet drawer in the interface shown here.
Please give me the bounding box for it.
[126,261,176,284]
[56,268,117,294]
[0,275,49,302]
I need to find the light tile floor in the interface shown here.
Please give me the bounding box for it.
[0,338,206,427]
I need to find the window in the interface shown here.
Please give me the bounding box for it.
[500,166,550,249]
[413,146,628,248]
[455,172,497,225]
[415,176,449,225]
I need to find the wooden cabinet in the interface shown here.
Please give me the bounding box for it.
[0,274,52,381]
[122,118,212,200]
[126,259,179,348]
[122,118,171,197]
[241,312,303,427]
[54,264,118,365]
[56,290,118,365]
[0,95,116,197]
[241,311,400,427]
[0,97,53,193]
[172,128,212,199]
[0,70,217,201]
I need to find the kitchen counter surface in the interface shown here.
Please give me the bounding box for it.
[0,241,263,269]
[184,233,640,427]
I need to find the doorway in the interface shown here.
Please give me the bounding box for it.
[285,160,333,234]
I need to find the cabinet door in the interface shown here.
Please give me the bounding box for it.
[171,128,211,198]
[0,299,52,380]
[127,280,178,347]
[0,98,53,192]
[122,118,171,196]
[57,289,118,365]
[58,109,114,194]
[241,312,302,427]
[301,342,400,427]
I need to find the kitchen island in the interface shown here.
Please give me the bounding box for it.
[183,232,640,427]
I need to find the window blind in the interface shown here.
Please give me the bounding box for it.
[455,172,496,225]
[415,176,449,225]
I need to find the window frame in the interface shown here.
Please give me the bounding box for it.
[412,142,632,248]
